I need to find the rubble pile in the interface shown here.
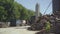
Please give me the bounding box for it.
[28,23,44,31]
[0,22,8,28]
[35,31,55,34]
[28,16,48,31]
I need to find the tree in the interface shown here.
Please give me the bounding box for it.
[0,0,36,22]
[0,0,14,22]
[20,8,28,20]
[0,6,7,21]
[27,10,35,20]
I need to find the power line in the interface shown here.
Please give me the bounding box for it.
[44,1,52,14]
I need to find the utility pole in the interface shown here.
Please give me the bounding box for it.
[35,3,40,22]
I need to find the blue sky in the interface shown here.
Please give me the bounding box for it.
[15,0,52,15]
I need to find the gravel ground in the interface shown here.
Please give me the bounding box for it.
[0,26,38,34]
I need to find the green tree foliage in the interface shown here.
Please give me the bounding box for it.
[13,2,35,20]
[0,0,14,21]
[0,6,7,21]
[27,10,35,20]
[0,0,41,22]
[20,8,28,20]
[13,2,21,19]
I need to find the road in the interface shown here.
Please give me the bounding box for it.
[0,26,38,34]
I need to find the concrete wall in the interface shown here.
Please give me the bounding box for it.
[52,0,60,15]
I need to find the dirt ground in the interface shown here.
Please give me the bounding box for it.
[0,26,38,34]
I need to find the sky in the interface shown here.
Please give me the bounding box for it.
[15,0,52,15]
